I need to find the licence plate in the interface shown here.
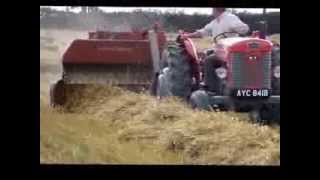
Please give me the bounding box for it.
[235,89,270,97]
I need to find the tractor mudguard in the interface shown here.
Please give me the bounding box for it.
[182,38,201,84]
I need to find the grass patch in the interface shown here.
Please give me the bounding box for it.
[40,86,279,165]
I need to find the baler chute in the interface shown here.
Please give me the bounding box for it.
[50,28,166,107]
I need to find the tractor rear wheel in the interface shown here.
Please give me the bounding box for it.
[272,47,280,95]
[155,43,193,100]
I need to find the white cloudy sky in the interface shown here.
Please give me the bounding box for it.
[44,6,280,15]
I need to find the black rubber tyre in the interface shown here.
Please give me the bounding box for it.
[156,43,193,100]
[249,109,264,124]
[249,104,280,125]
[49,79,66,107]
[263,104,280,124]
[268,47,280,124]
[272,47,280,95]
[272,47,280,65]
[150,73,159,96]
[150,49,170,96]
[189,90,211,111]
[203,54,226,94]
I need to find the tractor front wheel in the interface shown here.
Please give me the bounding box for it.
[249,104,280,125]
[189,90,212,111]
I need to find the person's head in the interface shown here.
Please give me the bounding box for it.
[212,8,226,18]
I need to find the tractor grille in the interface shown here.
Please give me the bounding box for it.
[231,52,271,89]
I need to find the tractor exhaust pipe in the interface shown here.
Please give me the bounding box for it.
[259,8,268,39]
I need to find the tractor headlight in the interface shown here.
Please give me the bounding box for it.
[215,67,227,79]
[273,65,280,78]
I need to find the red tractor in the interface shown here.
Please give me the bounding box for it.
[153,31,280,124]
[50,22,279,124]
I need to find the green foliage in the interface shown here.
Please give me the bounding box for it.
[40,8,280,35]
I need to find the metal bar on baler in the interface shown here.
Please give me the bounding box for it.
[148,30,160,74]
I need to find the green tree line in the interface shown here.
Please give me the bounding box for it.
[40,7,280,34]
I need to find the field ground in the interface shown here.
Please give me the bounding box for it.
[40,29,280,165]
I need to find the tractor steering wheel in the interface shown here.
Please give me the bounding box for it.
[213,32,241,43]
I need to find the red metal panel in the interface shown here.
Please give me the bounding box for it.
[64,31,167,65]
[228,39,272,53]
[183,38,200,83]
[63,39,152,65]
[241,52,265,88]
[89,32,147,40]
[88,31,167,50]
[219,38,273,89]
[156,31,167,50]
[226,51,271,89]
